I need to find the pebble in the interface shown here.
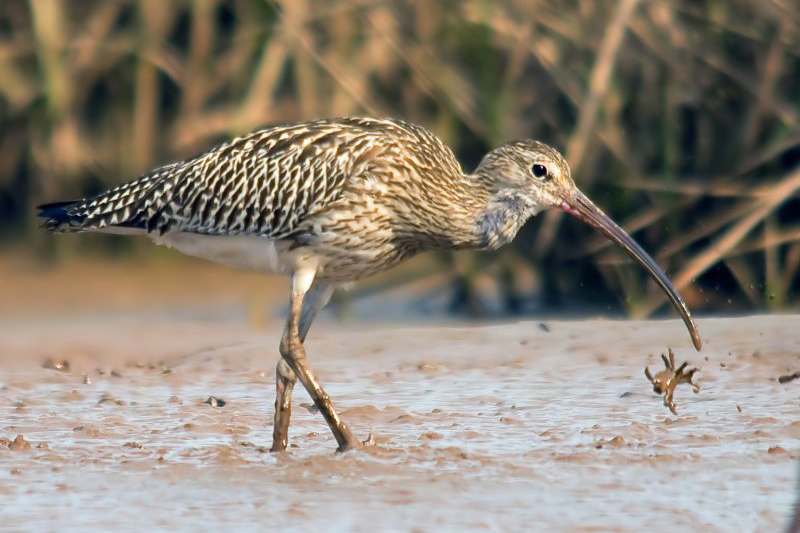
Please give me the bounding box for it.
[42,359,70,372]
[204,396,225,408]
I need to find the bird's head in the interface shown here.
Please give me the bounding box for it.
[477,140,702,351]
[476,140,574,208]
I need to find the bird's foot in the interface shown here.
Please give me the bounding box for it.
[336,438,362,453]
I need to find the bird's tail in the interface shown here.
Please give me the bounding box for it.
[36,165,180,234]
[37,200,86,233]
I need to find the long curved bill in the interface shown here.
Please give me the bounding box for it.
[560,189,702,351]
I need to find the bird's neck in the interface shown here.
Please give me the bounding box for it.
[471,189,540,250]
[413,172,538,251]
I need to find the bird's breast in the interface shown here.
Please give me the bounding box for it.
[475,194,539,250]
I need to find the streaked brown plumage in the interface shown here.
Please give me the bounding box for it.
[41,118,522,280]
[38,116,701,452]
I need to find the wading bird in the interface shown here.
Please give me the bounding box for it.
[38,117,701,452]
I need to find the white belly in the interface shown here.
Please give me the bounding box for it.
[152,232,291,274]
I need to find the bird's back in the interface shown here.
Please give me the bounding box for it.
[38,117,463,240]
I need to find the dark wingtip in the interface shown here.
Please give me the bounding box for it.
[36,200,83,232]
[37,200,76,216]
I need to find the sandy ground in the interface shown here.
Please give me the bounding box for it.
[0,310,799,532]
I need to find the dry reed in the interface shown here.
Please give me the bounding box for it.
[1,0,797,315]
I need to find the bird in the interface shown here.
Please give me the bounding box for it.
[38,116,702,452]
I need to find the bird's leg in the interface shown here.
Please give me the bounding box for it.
[271,359,296,451]
[271,280,334,452]
[279,271,359,452]
[663,389,678,415]
[673,360,689,377]
[686,369,701,394]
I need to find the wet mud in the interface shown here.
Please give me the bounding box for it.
[1,314,798,531]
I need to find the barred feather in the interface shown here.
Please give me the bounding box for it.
[38,116,559,281]
[39,117,464,239]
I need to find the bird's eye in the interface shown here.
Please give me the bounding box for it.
[532,164,548,179]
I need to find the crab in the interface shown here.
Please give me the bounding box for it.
[644,348,700,415]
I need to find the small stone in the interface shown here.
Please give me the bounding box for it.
[123,442,143,449]
[97,393,125,406]
[768,446,787,455]
[203,396,225,408]
[10,468,21,475]
[538,322,550,332]
[110,370,122,378]
[42,359,70,372]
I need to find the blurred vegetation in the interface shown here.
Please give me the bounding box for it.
[1,0,799,317]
